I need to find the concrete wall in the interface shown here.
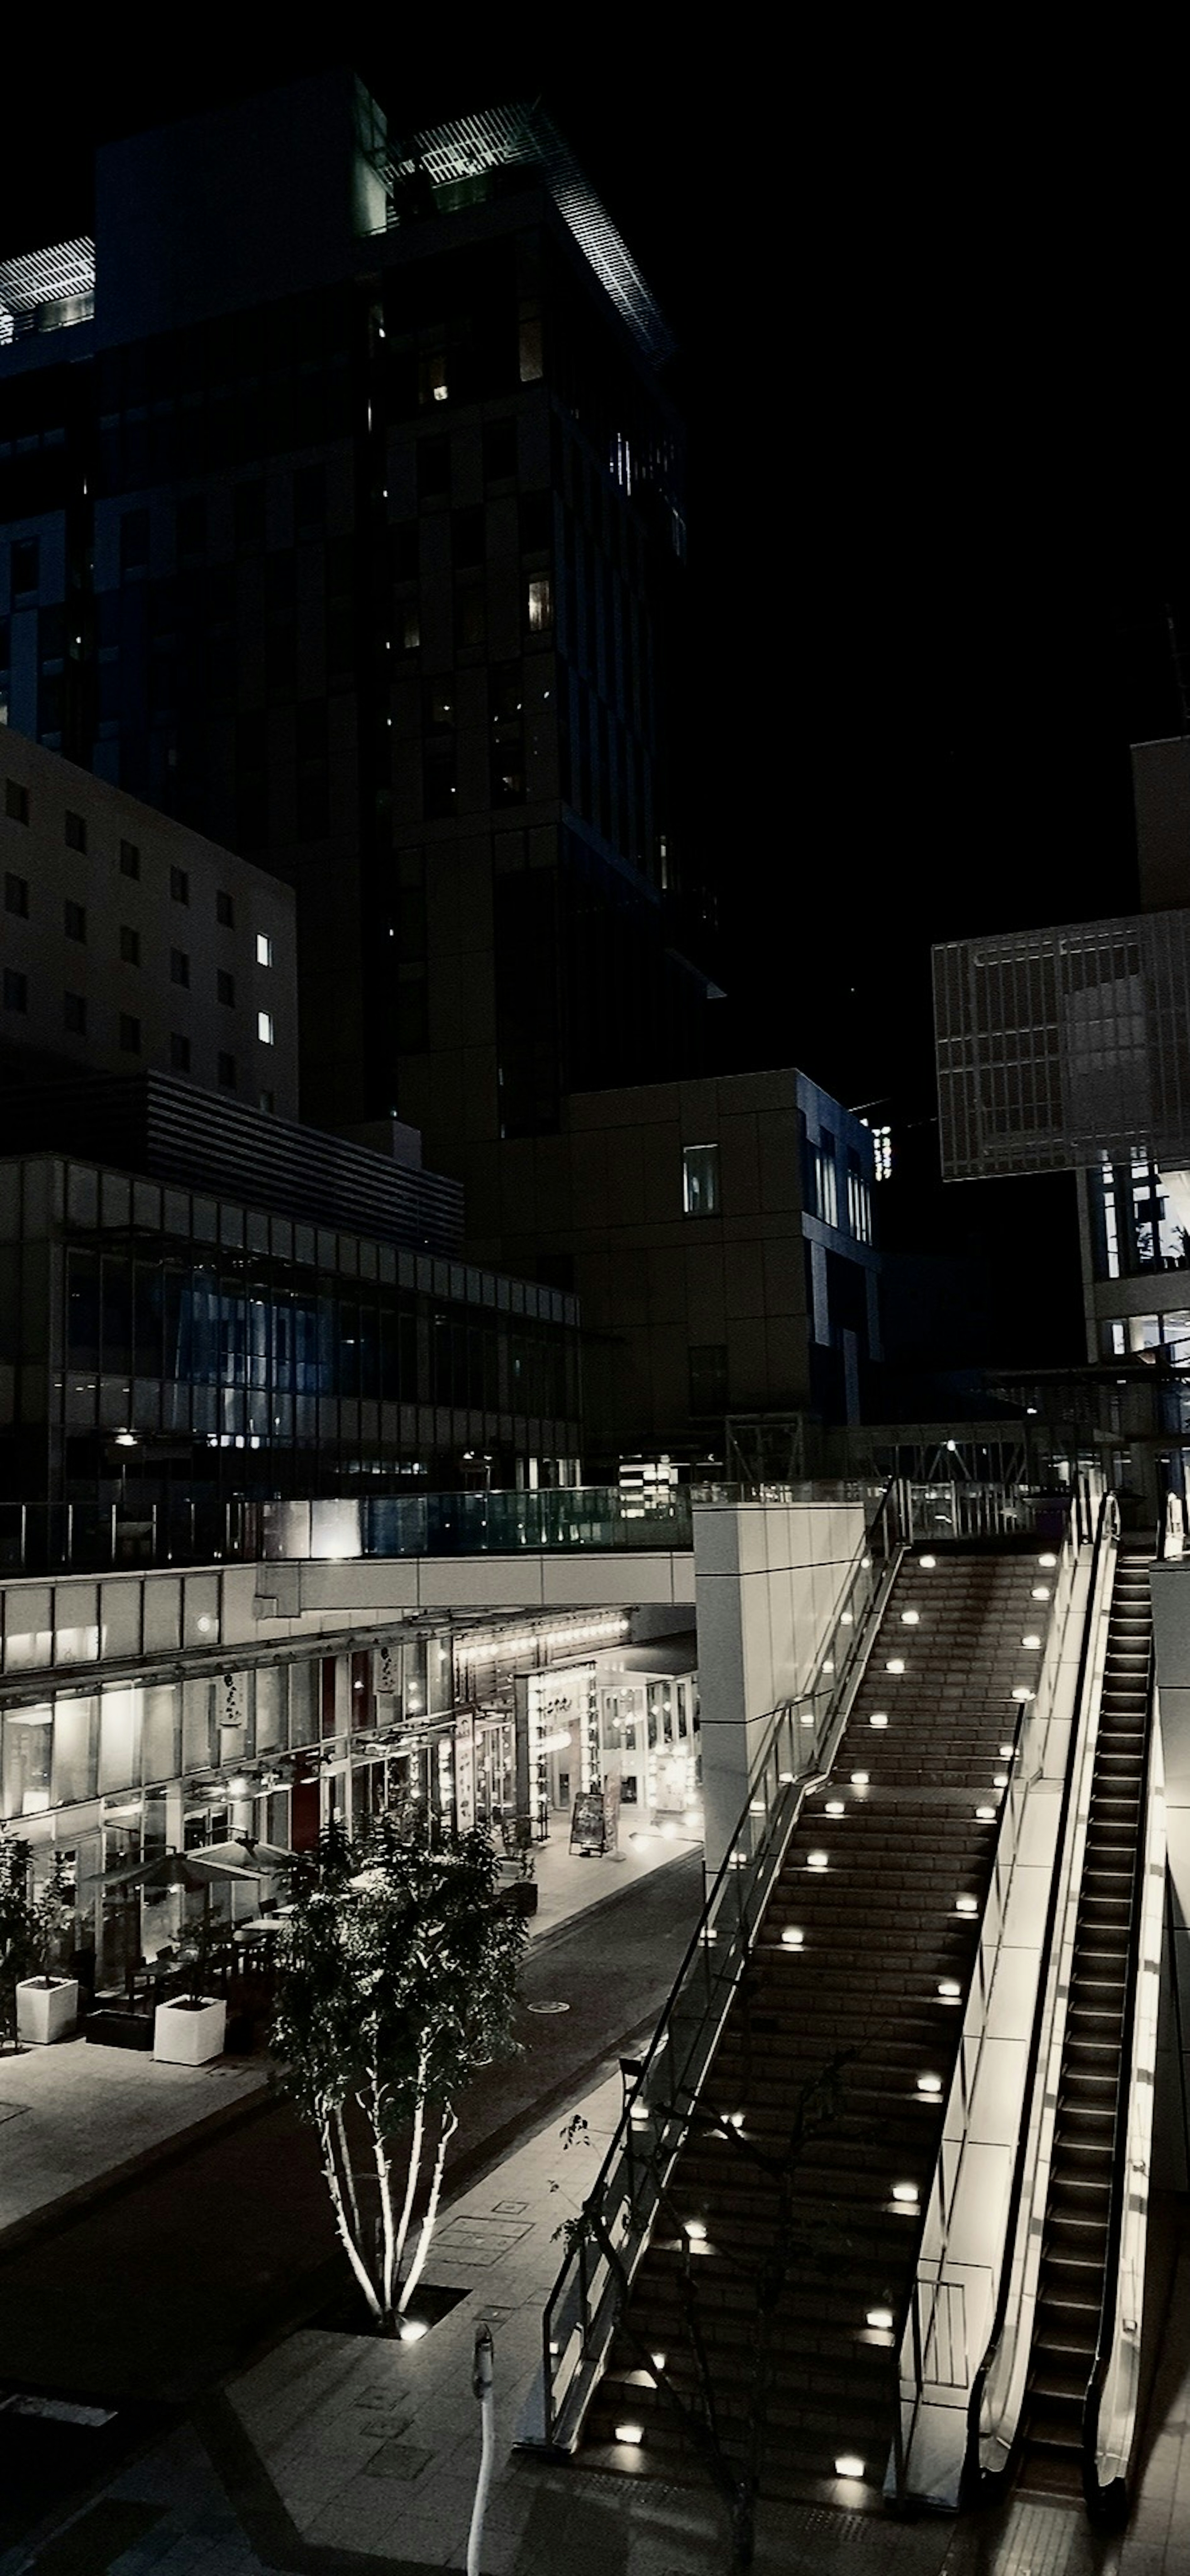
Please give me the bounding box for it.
[694,1497,867,1873]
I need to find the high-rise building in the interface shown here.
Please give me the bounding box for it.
[0,71,717,1197]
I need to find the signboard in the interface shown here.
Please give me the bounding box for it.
[569,1788,605,1855]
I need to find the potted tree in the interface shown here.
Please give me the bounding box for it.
[152,1911,228,2066]
[273,1814,526,2330]
[16,1853,79,2045]
[0,1836,34,2053]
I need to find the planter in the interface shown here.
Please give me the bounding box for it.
[85,2007,153,2051]
[16,1977,79,2046]
[510,1878,539,1917]
[152,1995,227,2066]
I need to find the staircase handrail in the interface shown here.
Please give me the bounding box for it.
[962,1490,1118,2500]
[1082,1612,1160,2520]
[526,1480,905,2453]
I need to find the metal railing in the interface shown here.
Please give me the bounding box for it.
[526,1482,909,2452]
[892,1483,1103,2504]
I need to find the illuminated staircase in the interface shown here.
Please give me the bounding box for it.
[576,1545,1048,2500]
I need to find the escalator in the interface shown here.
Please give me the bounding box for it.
[1008,1538,1154,2500]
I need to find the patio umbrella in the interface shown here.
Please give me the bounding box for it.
[197,1838,297,1878]
[99,1848,259,1896]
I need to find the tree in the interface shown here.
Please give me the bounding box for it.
[272,1816,527,2331]
[30,1852,73,1987]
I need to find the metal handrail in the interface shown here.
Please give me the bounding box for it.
[1083,1621,1158,2522]
[527,1482,905,2452]
[961,1491,1114,2502]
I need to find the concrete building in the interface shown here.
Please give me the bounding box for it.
[0,73,717,1177]
[469,1068,882,1468]
[2,730,298,1114]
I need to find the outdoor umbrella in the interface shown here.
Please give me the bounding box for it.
[196,1838,297,1878]
[98,1848,259,1896]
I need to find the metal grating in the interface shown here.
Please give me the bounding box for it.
[378,104,674,365]
[933,908,1190,1179]
[0,237,95,344]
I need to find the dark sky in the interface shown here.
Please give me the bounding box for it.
[2,47,1183,1363]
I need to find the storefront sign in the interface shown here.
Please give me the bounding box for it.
[570,1788,605,1854]
[455,1712,475,1834]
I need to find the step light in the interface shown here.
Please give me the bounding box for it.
[1000,1741,1017,1757]
[1032,1585,1050,1600]
[825,1799,845,1816]
[870,1712,888,1727]
[727,2112,744,2129]
[850,1770,869,1786]
[956,1894,977,1914]
[1038,1552,1057,1568]
[749,1799,766,1813]
[835,2454,865,2478]
[916,2073,942,2095]
[1011,1686,1033,1702]
[779,1770,797,1784]
[841,1609,854,1625]
[807,1850,829,1870]
[1021,1633,1041,1649]
[920,1555,937,1568]
[892,2180,919,2204]
[886,1657,905,1674]
[975,1805,996,1821]
[616,2421,644,2445]
[901,1608,919,1625]
[650,2352,666,2373]
[399,2318,429,2343]
[994,1773,1009,1789]
[683,2219,707,2240]
[866,2307,894,2330]
[781,1926,804,1946]
[938,1979,961,2001]
[800,1711,816,1727]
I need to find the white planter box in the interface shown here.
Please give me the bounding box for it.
[152,1996,227,2066]
[16,1977,79,2046]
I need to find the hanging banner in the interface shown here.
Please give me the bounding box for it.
[455,1711,475,1835]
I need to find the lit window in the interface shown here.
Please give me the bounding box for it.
[257,1011,274,1046]
[683,1144,720,1218]
[527,578,552,632]
[256,933,272,968]
[846,1163,872,1244]
[815,1144,839,1229]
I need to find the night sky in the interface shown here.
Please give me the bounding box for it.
[2,46,1181,1372]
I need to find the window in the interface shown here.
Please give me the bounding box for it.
[11,538,39,596]
[170,948,190,987]
[119,925,140,966]
[689,1344,728,1414]
[257,1011,274,1046]
[169,1032,191,1072]
[170,866,189,904]
[64,810,87,852]
[259,1088,275,1115]
[4,872,28,917]
[217,969,235,1006]
[176,496,206,556]
[4,779,29,824]
[119,509,149,573]
[417,437,449,501]
[256,933,272,967]
[3,968,27,1013]
[119,1013,140,1053]
[682,1144,720,1218]
[527,577,552,632]
[218,1052,236,1090]
[519,491,551,551]
[64,899,86,941]
[216,890,235,928]
[846,1157,872,1244]
[483,419,517,481]
[401,606,421,651]
[452,506,484,569]
[814,1139,839,1229]
[64,991,86,1035]
[119,839,140,879]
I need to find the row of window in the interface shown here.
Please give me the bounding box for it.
[3,780,256,935]
[3,888,271,996]
[0,968,272,1055]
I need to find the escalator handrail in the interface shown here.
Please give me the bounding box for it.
[962,1489,1115,2496]
[1082,1595,1157,2517]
